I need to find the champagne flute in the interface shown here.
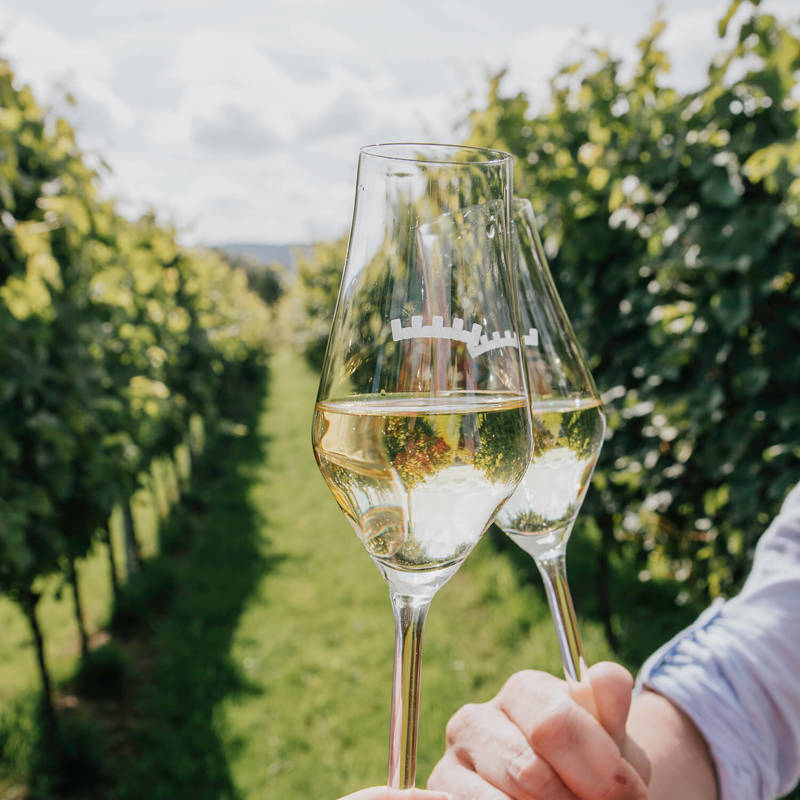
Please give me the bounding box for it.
[493,197,606,684]
[311,144,532,788]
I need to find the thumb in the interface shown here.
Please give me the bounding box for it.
[586,661,633,746]
[586,662,651,785]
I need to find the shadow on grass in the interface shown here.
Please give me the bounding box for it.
[487,522,704,671]
[24,365,284,800]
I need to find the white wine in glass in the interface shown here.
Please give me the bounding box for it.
[312,144,532,788]
[314,395,529,572]
[494,198,607,683]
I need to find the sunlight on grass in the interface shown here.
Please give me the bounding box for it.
[219,351,614,798]
[1,352,615,799]
[0,456,177,792]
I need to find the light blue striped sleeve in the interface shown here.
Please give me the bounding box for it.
[636,482,800,800]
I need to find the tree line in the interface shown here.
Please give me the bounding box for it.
[0,58,274,740]
[289,0,800,644]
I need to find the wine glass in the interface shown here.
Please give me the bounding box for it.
[311,143,532,788]
[493,197,607,684]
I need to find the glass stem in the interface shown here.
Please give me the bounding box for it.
[535,550,586,683]
[387,592,431,789]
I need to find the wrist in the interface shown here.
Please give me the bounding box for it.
[628,690,718,800]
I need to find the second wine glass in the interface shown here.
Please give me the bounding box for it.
[311,144,532,788]
[494,197,607,684]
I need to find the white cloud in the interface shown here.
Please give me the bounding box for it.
[0,13,135,153]
[1,0,797,246]
[662,4,727,89]
[501,26,637,108]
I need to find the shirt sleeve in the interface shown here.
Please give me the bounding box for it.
[636,482,800,800]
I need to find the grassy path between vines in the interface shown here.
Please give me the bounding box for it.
[224,349,615,797]
[2,348,623,799]
[4,347,781,799]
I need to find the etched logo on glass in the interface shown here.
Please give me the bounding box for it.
[391,315,538,357]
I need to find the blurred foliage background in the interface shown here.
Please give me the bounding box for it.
[290,0,800,643]
[1,0,799,797]
[0,52,278,797]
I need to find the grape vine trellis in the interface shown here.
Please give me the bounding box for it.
[290,0,800,647]
[0,58,272,740]
[463,0,800,639]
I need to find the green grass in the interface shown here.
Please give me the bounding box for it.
[0,349,735,799]
[204,349,617,797]
[0,459,169,797]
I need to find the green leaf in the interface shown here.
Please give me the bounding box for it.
[588,166,611,191]
[700,172,741,208]
[732,366,770,396]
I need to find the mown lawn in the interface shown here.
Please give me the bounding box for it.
[234,350,615,797]
[0,466,169,798]
[1,349,698,800]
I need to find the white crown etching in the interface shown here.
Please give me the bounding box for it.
[390,315,538,358]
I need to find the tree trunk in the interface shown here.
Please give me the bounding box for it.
[122,499,141,577]
[149,469,168,520]
[186,440,194,487]
[167,455,180,506]
[21,590,57,747]
[67,555,89,660]
[597,514,618,653]
[103,526,120,600]
[175,454,184,503]
[186,417,201,481]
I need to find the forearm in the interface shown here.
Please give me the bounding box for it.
[627,690,718,800]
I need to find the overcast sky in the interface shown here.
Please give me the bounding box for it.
[0,1,795,246]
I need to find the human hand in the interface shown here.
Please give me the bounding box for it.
[337,788,451,800]
[428,662,651,799]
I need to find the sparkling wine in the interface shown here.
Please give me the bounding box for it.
[495,397,605,556]
[313,392,530,572]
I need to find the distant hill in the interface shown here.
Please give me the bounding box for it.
[212,242,312,271]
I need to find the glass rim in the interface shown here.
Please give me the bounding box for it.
[359,142,512,166]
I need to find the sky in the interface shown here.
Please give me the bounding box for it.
[0,0,795,246]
